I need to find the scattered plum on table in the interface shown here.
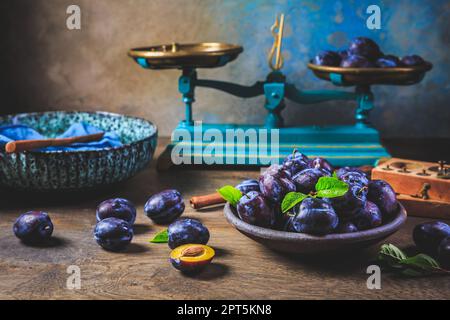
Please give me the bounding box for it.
[96,198,136,225]
[145,189,185,224]
[168,218,210,249]
[13,211,54,243]
[94,217,133,251]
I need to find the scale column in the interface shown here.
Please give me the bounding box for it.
[179,69,196,126]
[355,85,374,125]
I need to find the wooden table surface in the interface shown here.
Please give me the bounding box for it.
[0,138,449,300]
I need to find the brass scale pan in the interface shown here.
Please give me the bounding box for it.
[129,42,432,86]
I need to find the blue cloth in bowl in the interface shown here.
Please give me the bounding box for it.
[0,122,123,151]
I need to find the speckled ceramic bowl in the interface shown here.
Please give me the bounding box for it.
[0,111,157,191]
[224,202,407,255]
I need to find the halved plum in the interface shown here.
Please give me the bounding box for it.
[169,244,215,273]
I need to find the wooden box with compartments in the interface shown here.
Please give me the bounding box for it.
[372,158,449,219]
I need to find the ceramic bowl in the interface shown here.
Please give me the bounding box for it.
[224,202,407,254]
[0,111,157,191]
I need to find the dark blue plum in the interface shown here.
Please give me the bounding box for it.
[338,50,349,60]
[96,198,136,225]
[237,191,275,228]
[335,167,367,179]
[290,198,339,235]
[94,218,133,251]
[144,189,185,224]
[336,222,358,234]
[437,237,450,270]
[367,180,398,220]
[292,168,328,194]
[401,55,425,67]
[310,157,334,174]
[282,150,310,176]
[313,51,342,67]
[353,201,382,230]
[376,55,402,68]
[341,55,375,68]
[340,171,369,189]
[13,211,54,243]
[348,37,382,61]
[332,184,368,221]
[413,221,450,256]
[168,218,210,249]
[259,165,296,204]
[236,179,260,194]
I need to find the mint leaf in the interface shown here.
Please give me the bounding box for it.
[315,177,348,198]
[217,185,242,207]
[281,192,308,213]
[150,229,168,243]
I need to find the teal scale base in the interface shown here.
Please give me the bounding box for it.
[165,122,391,167]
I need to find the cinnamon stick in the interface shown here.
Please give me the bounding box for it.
[5,132,105,153]
[190,193,226,209]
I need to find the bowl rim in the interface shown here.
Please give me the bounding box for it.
[0,110,158,155]
[224,202,407,243]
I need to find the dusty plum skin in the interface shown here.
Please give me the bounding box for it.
[353,201,382,230]
[282,151,310,176]
[438,237,450,270]
[340,171,369,189]
[259,165,296,205]
[336,221,358,234]
[144,189,185,224]
[347,37,382,61]
[237,191,275,228]
[94,217,133,251]
[335,167,367,180]
[13,211,54,243]
[292,168,329,194]
[313,50,342,67]
[367,180,398,220]
[168,218,210,249]
[332,184,368,221]
[310,157,334,174]
[290,198,339,235]
[236,179,260,194]
[401,54,425,67]
[413,221,450,256]
[341,55,375,68]
[96,198,136,225]
[376,55,402,68]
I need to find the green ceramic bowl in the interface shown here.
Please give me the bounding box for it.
[0,111,158,191]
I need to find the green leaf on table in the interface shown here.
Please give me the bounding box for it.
[379,243,408,263]
[149,229,168,243]
[281,192,308,213]
[315,177,349,198]
[217,185,242,207]
[377,244,450,277]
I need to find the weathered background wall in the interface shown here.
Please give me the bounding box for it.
[0,0,449,138]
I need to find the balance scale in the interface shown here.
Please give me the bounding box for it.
[128,14,432,169]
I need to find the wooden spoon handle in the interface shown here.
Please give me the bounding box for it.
[5,132,105,153]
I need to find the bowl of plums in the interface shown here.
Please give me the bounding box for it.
[222,150,407,254]
[307,37,433,86]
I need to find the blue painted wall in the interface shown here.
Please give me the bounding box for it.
[207,0,449,138]
[1,0,449,138]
